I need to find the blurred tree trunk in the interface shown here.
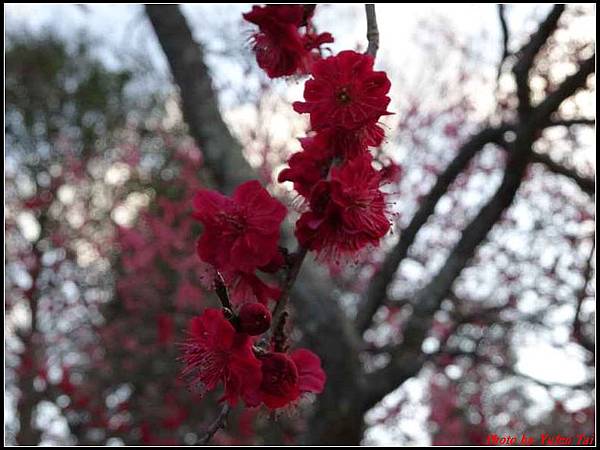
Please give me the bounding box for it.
[145,5,254,194]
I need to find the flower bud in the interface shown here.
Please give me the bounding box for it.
[238,303,272,335]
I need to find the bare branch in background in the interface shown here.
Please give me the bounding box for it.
[573,241,596,354]
[365,120,537,406]
[365,4,379,57]
[497,4,510,80]
[355,126,509,334]
[495,118,596,196]
[513,5,565,116]
[363,20,594,408]
[531,54,595,126]
[15,215,46,446]
[548,118,595,128]
[531,150,595,196]
[430,350,594,390]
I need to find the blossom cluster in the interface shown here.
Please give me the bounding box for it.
[181,4,396,412]
[181,308,325,409]
[283,49,397,263]
[243,4,333,78]
[186,179,326,410]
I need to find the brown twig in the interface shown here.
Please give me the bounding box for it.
[264,247,308,347]
[365,4,379,57]
[199,403,231,445]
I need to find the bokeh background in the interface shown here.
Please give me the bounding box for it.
[5,3,595,446]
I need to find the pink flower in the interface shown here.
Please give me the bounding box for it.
[277,123,388,200]
[278,134,333,198]
[295,153,391,261]
[224,271,282,306]
[318,123,386,159]
[181,309,261,406]
[243,5,333,78]
[193,180,287,273]
[293,50,392,130]
[254,349,326,410]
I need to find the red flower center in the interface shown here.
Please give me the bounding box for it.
[218,211,247,235]
[336,86,352,104]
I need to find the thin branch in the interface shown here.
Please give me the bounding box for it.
[365,4,379,57]
[548,118,595,127]
[531,54,595,127]
[199,404,231,445]
[262,247,308,347]
[530,150,595,195]
[573,240,595,354]
[497,5,510,81]
[429,351,594,390]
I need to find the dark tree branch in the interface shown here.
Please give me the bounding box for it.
[355,126,509,334]
[531,54,595,127]
[521,56,595,194]
[364,128,535,407]
[15,216,46,446]
[363,52,595,408]
[548,118,595,127]
[293,271,367,445]
[365,5,379,57]
[145,5,254,194]
[357,82,594,334]
[513,5,565,116]
[268,247,308,343]
[494,116,596,195]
